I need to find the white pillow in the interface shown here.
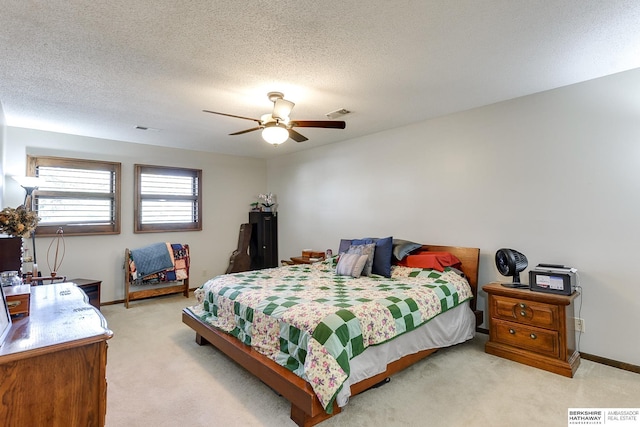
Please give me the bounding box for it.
[336,253,369,278]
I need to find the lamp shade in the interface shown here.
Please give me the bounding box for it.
[12,176,46,191]
[262,124,289,145]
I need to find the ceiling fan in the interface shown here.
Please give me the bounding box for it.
[203,92,346,145]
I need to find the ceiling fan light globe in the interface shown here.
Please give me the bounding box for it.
[262,125,289,145]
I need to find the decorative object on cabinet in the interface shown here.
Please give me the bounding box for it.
[495,248,529,288]
[46,226,66,278]
[483,282,580,377]
[0,206,39,239]
[226,223,252,274]
[69,278,102,310]
[1,270,23,287]
[258,192,277,212]
[124,243,190,308]
[249,211,278,270]
[0,283,112,425]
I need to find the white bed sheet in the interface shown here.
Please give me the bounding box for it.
[336,301,475,406]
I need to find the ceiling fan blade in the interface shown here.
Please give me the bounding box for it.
[288,129,308,143]
[290,120,346,129]
[272,98,295,120]
[229,127,262,136]
[203,110,261,123]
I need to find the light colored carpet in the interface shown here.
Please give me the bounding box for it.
[102,294,639,427]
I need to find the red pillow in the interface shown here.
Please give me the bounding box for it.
[396,251,461,272]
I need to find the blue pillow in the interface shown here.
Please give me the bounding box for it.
[338,238,374,254]
[338,239,353,254]
[370,236,393,277]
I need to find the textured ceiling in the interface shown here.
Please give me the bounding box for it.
[1,1,640,158]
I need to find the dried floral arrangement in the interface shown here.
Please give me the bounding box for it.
[0,205,39,238]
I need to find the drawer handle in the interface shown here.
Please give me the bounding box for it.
[509,329,515,334]
[530,333,537,340]
[519,303,526,309]
[7,301,21,308]
[520,311,526,317]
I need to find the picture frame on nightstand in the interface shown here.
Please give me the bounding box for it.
[0,285,12,347]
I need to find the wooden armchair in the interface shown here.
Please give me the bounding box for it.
[124,243,190,308]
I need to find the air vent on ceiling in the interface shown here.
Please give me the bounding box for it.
[325,108,351,119]
[134,125,160,131]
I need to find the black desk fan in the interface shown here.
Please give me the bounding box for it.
[495,248,529,288]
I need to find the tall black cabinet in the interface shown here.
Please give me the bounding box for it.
[249,212,278,270]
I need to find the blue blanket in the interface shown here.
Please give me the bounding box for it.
[130,242,173,279]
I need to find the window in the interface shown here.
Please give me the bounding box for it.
[27,155,121,236]
[134,164,202,233]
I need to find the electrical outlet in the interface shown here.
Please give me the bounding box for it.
[574,317,585,333]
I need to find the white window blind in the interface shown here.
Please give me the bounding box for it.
[27,155,121,236]
[135,165,202,232]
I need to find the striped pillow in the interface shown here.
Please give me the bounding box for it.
[336,253,369,278]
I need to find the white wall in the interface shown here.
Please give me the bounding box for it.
[0,101,6,206]
[4,127,267,303]
[267,68,640,366]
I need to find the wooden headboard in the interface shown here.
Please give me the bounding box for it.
[420,244,481,326]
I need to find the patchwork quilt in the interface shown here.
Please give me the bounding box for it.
[128,243,190,284]
[188,257,473,413]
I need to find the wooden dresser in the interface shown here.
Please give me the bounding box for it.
[0,283,113,426]
[483,282,580,377]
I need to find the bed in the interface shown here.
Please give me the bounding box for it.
[182,243,480,426]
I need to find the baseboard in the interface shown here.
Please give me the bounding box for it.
[580,352,640,374]
[476,328,640,374]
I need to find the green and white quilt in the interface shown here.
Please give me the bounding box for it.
[188,258,473,413]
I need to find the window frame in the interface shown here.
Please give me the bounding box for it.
[134,164,202,233]
[27,155,121,237]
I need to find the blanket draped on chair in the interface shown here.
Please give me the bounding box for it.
[130,242,174,280]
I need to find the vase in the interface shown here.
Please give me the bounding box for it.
[262,206,272,212]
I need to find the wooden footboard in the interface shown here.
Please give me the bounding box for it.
[183,308,438,426]
[182,309,334,426]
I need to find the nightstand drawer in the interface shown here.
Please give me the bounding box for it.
[492,295,559,329]
[492,319,559,358]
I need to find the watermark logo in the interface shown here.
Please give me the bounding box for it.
[568,409,640,426]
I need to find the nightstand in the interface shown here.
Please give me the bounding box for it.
[483,282,580,377]
[69,278,102,310]
[288,250,326,265]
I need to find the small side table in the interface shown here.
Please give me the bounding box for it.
[69,278,102,310]
[483,282,580,377]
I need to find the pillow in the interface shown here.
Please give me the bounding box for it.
[397,251,461,272]
[370,236,393,277]
[392,239,422,261]
[338,239,353,254]
[346,243,376,276]
[335,253,369,278]
[338,238,375,254]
